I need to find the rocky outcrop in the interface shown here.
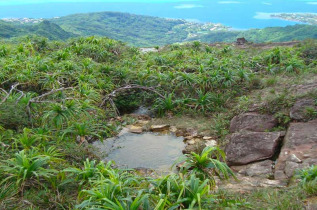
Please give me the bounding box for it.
[229,113,277,133]
[290,98,317,121]
[226,132,282,166]
[274,119,317,180]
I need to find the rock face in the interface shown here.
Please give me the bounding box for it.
[229,113,278,133]
[290,98,317,121]
[275,119,317,180]
[226,132,282,166]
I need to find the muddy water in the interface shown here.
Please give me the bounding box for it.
[93,130,185,171]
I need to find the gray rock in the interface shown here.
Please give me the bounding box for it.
[205,140,217,147]
[290,98,317,121]
[226,132,282,166]
[275,119,317,180]
[218,174,287,193]
[245,160,273,178]
[289,154,302,163]
[229,112,277,133]
[231,160,273,178]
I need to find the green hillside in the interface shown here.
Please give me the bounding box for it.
[0,35,316,209]
[51,12,189,46]
[0,20,76,40]
[195,24,317,43]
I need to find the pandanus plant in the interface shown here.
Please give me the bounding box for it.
[175,146,236,187]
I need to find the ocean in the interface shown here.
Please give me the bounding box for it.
[0,0,316,29]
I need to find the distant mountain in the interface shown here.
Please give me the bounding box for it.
[0,11,316,46]
[50,11,227,46]
[0,20,76,40]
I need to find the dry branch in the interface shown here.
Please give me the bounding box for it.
[26,87,74,119]
[0,83,21,105]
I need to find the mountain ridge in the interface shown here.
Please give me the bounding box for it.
[1,11,317,46]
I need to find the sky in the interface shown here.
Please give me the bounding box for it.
[0,0,316,6]
[0,0,197,5]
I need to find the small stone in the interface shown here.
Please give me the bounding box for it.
[150,125,170,132]
[129,126,143,134]
[187,140,196,145]
[176,161,186,170]
[170,126,178,133]
[137,120,150,125]
[203,136,214,140]
[184,136,194,141]
[205,140,217,147]
[289,154,302,163]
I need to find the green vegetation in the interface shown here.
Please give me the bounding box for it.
[297,165,317,196]
[0,36,316,208]
[1,12,317,46]
[196,24,317,43]
[0,20,76,40]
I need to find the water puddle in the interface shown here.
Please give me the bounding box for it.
[93,130,185,171]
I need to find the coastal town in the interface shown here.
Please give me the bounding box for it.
[271,13,317,25]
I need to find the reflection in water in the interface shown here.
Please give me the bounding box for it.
[93,132,185,171]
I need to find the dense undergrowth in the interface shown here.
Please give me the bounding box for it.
[0,36,316,209]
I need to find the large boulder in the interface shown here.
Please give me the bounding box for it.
[290,98,317,121]
[229,113,277,133]
[226,132,282,166]
[275,119,317,180]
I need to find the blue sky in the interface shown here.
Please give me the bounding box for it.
[0,0,316,5]
[0,0,197,5]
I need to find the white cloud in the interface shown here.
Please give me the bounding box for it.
[218,1,241,4]
[174,4,203,9]
[262,2,272,6]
